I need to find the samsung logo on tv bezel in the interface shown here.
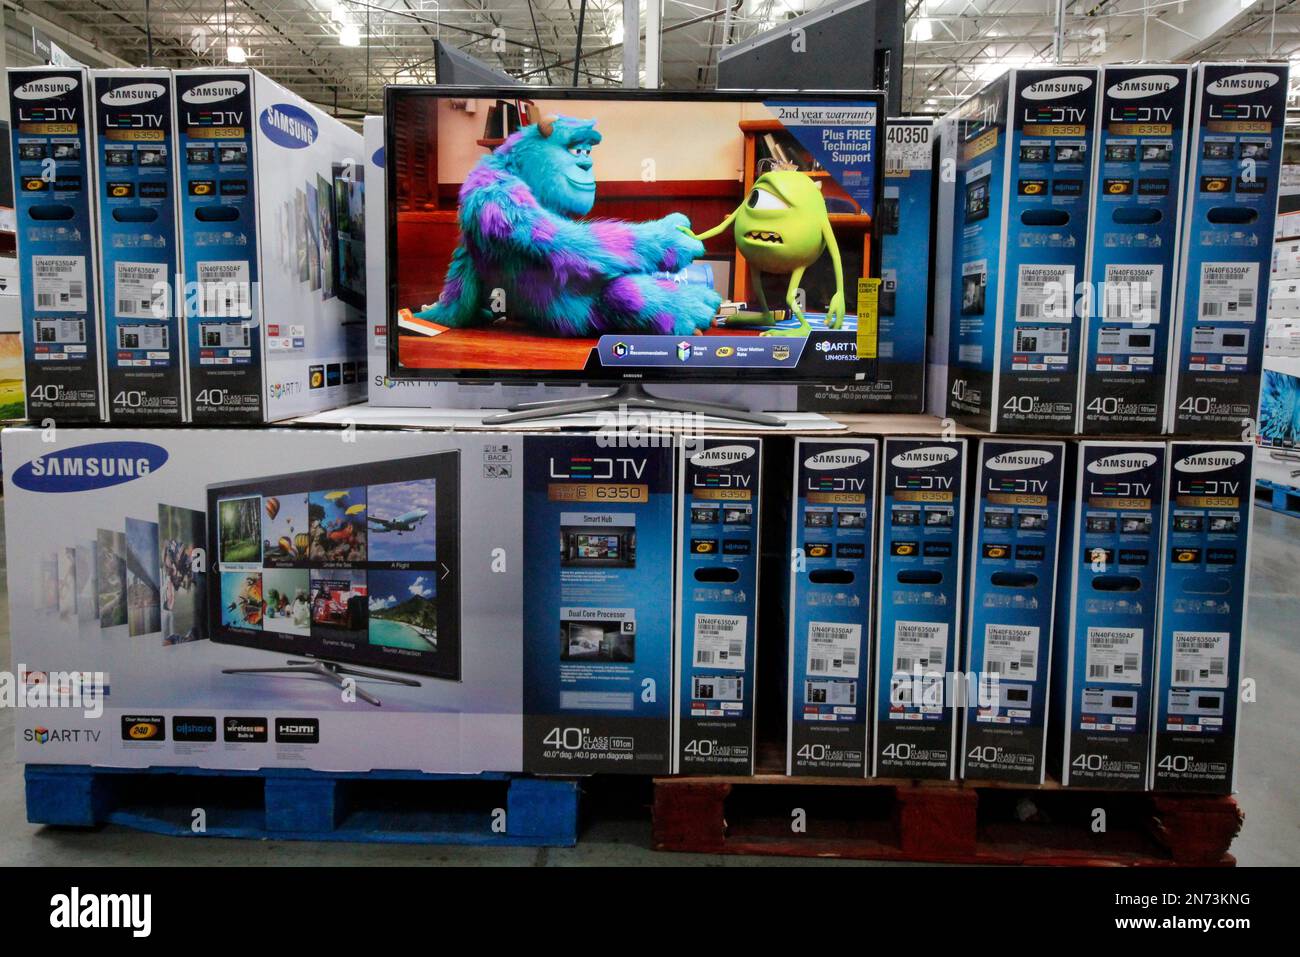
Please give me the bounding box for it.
[1175,450,1246,473]
[890,446,958,469]
[689,444,755,467]
[1087,452,1157,475]
[1107,75,1179,99]
[181,80,246,104]
[100,82,166,106]
[986,449,1054,471]
[1207,72,1279,96]
[13,76,77,100]
[804,447,871,470]
[1022,76,1092,100]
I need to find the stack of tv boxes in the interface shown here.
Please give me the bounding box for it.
[7,65,365,424]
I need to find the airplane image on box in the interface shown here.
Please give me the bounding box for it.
[368,508,430,535]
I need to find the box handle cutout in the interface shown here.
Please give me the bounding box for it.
[112,207,159,223]
[195,205,240,222]
[1112,208,1161,225]
[694,567,740,583]
[897,570,942,585]
[1091,575,1142,592]
[990,571,1037,588]
[28,203,74,221]
[1207,207,1257,225]
[809,569,855,585]
[1021,209,1069,227]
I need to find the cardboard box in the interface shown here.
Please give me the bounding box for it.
[3,426,524,773]
[1079,66,1193,435]
[961,439,1066,783]
[7,66,106,421]
[942,68,1100,433]
[522,435,676,773]
[928,114,959,418]
[786,438,878,777]
[1168,63,1289,436]
[873,437,968,779]
[92,69,185,423]
[173,69,366,422]
[1052,442,1166,788]
[1150,442,1254,793]
[673,438,763,774]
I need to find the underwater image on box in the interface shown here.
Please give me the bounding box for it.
[207,452,461,679]
[387,88,883,383]
[1260,368,1300,446]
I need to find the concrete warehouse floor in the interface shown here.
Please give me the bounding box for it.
[0,502,1296,867]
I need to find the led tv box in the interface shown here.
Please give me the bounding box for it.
[385,87,884,386]
[172,68,366,422]
[3,427,525,774]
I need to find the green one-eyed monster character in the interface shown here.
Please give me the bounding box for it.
[685,169,845,337]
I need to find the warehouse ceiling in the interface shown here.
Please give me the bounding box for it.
[15,0,1300,119]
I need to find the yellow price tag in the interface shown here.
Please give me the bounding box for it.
[856,277,880,360]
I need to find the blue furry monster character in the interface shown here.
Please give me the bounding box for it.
[411,115,721,337]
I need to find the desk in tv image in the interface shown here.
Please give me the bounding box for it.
[207,451,461,680]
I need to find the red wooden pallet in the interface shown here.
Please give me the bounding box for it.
[652,769,1241,865]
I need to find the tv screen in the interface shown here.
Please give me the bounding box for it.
[207,452,461,679]
[385,86,884,384]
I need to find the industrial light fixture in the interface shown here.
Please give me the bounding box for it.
[912,18,933,42]
[227,43,247,64]
[340,23,361,46]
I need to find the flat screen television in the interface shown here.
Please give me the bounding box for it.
[207,451,461,680]
[385,86,885,395]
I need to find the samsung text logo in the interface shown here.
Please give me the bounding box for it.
[804,448,870,470]
[101,83,166,106]
[1087,452,1157,475]
[260,103,317,149]
[182,80,245,104]
[12,442,168,492]
[891,446,957,469]
[1022,76,1092,100]
[690,445,755,467]
[1207,72,1279,96]
[1175,450,1246,473]
[986,449,1053,471]
[1107,75,1179,99]
[13,77,77,100]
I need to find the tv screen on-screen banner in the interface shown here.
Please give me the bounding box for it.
[385,86,885,384]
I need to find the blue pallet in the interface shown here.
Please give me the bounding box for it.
[1255,479,1300,520]
[25,765,579,846]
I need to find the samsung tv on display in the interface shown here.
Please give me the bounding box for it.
[207,451,461,700]
[385,86,885,423]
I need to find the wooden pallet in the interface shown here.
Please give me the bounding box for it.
[1255,478,1300,519]
[26,764,579,846]
[652,770,1242,865]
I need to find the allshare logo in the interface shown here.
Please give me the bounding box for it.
[1107,74,1179,99]
[12,441,168,493]
[1087,452,1157,475]
[260,103,317,149]
[1022,76,1092,100]
[1207,72,1279,96]
[100,83,165,106]
[690,444,755,467]
[804,448,870,470]
[181,80,245,104]
[986,448,1053,471]
[1175,450,1246,473]
[14,76,77,100]
[891,446,957,469]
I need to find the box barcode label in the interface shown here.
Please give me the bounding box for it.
[1085,626,1142,685]
[1103,263,1162,324]
[1016,264,1074,324]
[32,255,88,313]
[115,262,169,319]
[807,620,862,678]
[1198,262,1258,322]
[693,613,746,671]
[1171,630,1230,689]
[983,623,1039,681]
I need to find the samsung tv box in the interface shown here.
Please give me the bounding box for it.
[1168,63,1288,436]
[173,68,366,422]
[1079,66,1193,435]
[943,67,1100,433]
[7,66,106,421]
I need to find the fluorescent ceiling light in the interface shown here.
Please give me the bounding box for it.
[227,44,247,64]
[340,23,361,46]
[912,18,933,42]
